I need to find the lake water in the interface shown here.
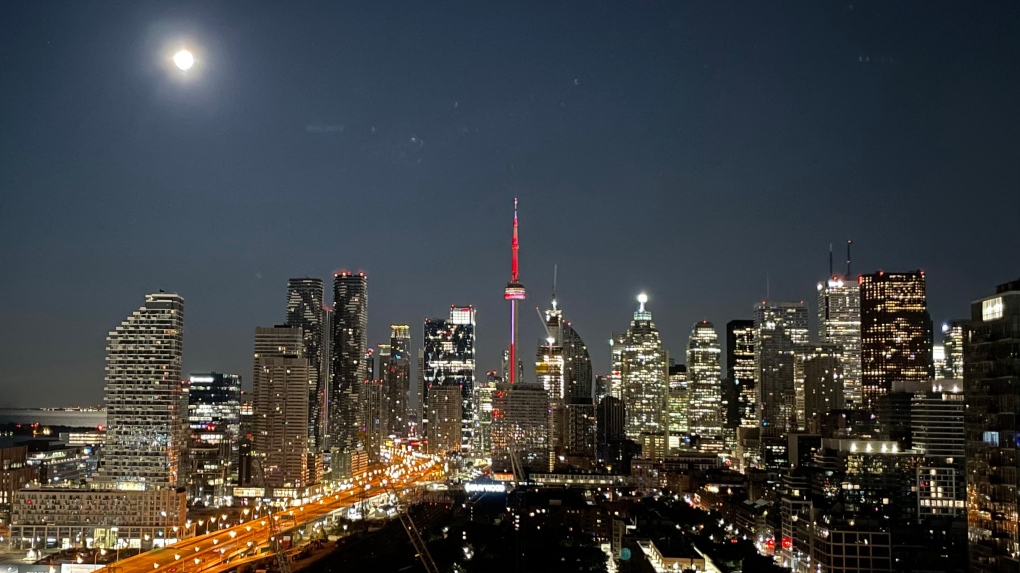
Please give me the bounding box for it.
[0,409,106,428]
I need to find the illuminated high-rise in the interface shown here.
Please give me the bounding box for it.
[252,326,310,488]
[614,294,668,443]
[475,371,501,454]
[286,277,329,450]
[536,293,593,461]
[667,364,688,451]
[360,378,384,461]
[99,292,185,489]
[725,320,756,429]
[382,324,411,438]
[793,343,843,432]
[941,320,967,379]
[965,278,1020,572]
[491,383,551,472]
[754,301,809,437]
[185,372,241,498]
[817,275,861,408]
[423,306,476,453]
[686,321,723,451]
[329,271,368,454]
[859,271,933,414]
[536,296,566,398]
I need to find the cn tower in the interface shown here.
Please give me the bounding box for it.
[503,198,526,383]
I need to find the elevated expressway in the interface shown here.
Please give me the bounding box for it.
[98,456,443,573]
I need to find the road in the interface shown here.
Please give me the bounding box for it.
[97,454,443,573]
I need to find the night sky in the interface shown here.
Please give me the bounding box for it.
[1,1,1018,407]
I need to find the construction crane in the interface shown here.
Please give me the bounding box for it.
[250,458,292,573]
[385,483,440,573]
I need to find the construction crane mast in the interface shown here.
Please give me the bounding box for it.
[385,484,440,573]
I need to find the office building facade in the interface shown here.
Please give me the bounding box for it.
[613,295,668,443]
[859,271,933,415]
[817,275,862,409]
[185,372,241,499]
[382,325,412,438]
[794,344,843,432]
[686,321,723,451]
[422,306,476,453]
[754,302,809,437]
[941,320,967,380]
[726,320,757,429]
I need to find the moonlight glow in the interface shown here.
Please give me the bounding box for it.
[173,50,194,71]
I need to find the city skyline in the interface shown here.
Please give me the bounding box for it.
[0,257,1004,408]
[2,1,1018,407]
[4,3,1020,572]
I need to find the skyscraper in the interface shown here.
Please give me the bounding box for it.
[361,378,384,462]
[536,292,594,462]
[859,271,933,414]
[941,319,967,379]
[965,279,1020,573]
[383,325,411,438]
[793,344,843,432]
[422,306,476,453]
[563,322,594,402]
[754,302,809,437]
[667,364,688,451]
[185,372,241,498]
[536,302,566,458]
[817,274,862,408]
[475,370,501,455]
[286,278,328,451]
[425,385,462,455]
[725,320,756,429]
[99,292,185,489]
[252,326,311,489]
[329,271,368,455]
[686,321,723,452]
[614,294,668,443]
[536,301,566,399]
[491,383,551,472]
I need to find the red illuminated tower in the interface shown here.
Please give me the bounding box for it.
[504,199,526,383]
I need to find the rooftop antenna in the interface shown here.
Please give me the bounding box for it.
[552,264,558,310]
[766,271,771,301]
[846,240,852,278]
[829,243,834,277]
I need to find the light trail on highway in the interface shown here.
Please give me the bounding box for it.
[95,455,443,573]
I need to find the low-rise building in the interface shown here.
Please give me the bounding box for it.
[9,486,188,550]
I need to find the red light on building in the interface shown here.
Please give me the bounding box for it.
[782,537,792,549]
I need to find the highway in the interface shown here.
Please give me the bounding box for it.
[98,454,443,573]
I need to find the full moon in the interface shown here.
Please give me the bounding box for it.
[173,50,194,71]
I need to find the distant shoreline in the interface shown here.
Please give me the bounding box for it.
[0,403,105,407]
[0,408,107,427]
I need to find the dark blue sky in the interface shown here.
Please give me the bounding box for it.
[1,1,1018,407]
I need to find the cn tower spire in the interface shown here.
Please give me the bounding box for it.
[512,198,520,281]
[504,198,526,384]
